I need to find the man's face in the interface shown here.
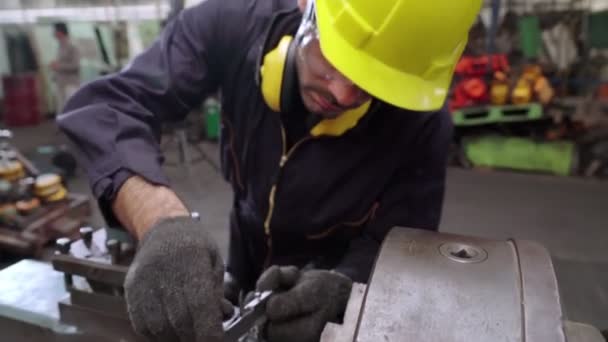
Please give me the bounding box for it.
[295,38,371,119]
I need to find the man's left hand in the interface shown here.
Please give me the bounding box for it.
[256,265,353,342]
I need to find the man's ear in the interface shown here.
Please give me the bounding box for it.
[298,0,307,12]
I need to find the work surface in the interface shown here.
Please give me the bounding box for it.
[6,120,608,332]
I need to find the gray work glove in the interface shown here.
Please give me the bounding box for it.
[256,265,353,342]
[124,217,228,342]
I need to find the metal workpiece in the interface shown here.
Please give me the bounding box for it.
[105,238,121,264]
[438,241,488,263]
[52,228,132,287]
[354,227,566,342]
[224,291,272,342]
[0,260,125,342]
[320,283,367,342]
[79,227,94,246]
[56,237,72,255]
[516,239,567,342]
[2,226,271,342]
[2,226,603,342]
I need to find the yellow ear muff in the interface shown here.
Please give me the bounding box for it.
[260,36,293,112]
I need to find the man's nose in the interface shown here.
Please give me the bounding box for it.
[328,80,364,108]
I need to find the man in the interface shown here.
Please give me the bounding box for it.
[57,0,481,341]
[50,22,80,114]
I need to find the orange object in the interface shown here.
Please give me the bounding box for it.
[0,203,16,217]
[512,79,533,104]
[494,71,507,82]
[491,83,510,105]
[455,54,510,77]
[598,84,608,99]
[521,65,542,82]
[511,64,553,105]
[534,77,554,104]
[16,197,40,215]
[490,71,510,105]
[462,78,487,99]
[0,161,25,182]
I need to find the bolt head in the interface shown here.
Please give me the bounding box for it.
[56,237,71,254]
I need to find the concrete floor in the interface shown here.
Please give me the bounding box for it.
[4,119,608,332]
[442,168,608,330]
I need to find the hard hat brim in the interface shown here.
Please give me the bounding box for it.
[316,2,461,112]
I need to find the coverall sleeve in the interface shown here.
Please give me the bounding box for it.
[57,0,223,224]
[335,109,454,283]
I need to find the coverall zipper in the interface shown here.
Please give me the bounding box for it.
[263,124,312,268]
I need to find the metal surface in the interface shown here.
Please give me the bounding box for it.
[224,291,272,342]
[3,226,599,341]
[438,242,488,263]
[0,260,64,322]
[517,240,566,341]
[52,228,132,288]
[0,260,78,341]
[1,227,270,341]
[354,227,566,342]
[320,283,366,342]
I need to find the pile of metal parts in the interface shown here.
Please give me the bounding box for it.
[450,54,554,111]
[0,227,272,342]
[0,227,605,342]
[0,130,90,256]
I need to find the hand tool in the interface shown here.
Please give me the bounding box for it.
[223,290,272,342]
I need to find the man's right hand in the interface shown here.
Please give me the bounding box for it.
[124,216,225,342]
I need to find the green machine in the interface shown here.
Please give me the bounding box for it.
[453,103,576,176]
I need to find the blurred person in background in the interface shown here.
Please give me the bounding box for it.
[50,22,80,114]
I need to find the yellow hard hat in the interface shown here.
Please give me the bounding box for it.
[315,0,482,111]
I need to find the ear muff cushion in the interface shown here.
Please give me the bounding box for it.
[260,36,293,112]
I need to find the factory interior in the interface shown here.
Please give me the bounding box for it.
[0,0,607,341]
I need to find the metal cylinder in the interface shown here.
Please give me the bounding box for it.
[79,227,94,245]
[106,239,121,264]
[55,237,71,255]
[323,227,569,342]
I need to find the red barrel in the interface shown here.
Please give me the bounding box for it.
[2,73,42,127]
[599,83,608,100]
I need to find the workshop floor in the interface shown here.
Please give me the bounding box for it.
[6,119,608,332]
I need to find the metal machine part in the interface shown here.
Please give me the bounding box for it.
[0,227,272,341]
[321,227,604,342]
[224,291,272,342]
[0,226,604,341]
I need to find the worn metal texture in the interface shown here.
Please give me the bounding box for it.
[0,228,268,342]
[224,291,272,342]
[51,228,132,288]
[354,227,566,342]
[320,283,366,342]
[517,240,566,341]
